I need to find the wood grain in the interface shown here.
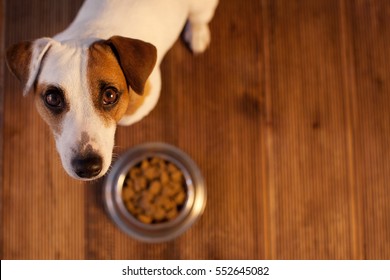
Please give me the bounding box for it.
[1,0,389,259]
[346,0,390,259]
[0,0,5,260]
[265,0,355,259]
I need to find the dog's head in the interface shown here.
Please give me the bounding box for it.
[6,36,157,180]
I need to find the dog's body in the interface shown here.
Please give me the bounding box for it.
[6,0,218,180]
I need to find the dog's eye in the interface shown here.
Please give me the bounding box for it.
[44,88,65,110]
[102,87,119,106]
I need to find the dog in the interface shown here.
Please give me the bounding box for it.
[6,0,218,181]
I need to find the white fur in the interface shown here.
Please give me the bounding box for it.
[25,38,52,95]
[37,42,116,179]
[31,0,218,180]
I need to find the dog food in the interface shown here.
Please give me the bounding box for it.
[122,157,187,224]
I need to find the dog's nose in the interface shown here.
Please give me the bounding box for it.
[71,154,103,178]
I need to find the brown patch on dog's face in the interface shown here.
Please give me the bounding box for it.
[87,42,130,125]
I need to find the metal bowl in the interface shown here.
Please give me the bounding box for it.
[103,142,206,243]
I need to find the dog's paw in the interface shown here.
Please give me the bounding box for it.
[184,22,211,54]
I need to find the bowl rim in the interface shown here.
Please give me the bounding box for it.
[103,142,206,243]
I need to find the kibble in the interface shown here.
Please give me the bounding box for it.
[121,157,187,224]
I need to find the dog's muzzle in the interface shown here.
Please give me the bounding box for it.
[71,153,103,179]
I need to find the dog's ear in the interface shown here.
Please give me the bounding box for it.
[106,36,157,95]
[6,37,53,95]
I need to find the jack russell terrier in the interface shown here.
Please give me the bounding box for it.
[6,0,218,181]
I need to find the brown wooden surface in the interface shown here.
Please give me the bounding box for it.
[1,0,389,260]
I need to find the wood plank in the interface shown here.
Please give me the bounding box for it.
[346,0,390,259]
[0,0,5,260]
[265,0,354,259]
[174,0,266,259]
[339,0,364,260]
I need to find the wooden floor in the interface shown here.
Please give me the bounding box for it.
[1,0,389,260]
